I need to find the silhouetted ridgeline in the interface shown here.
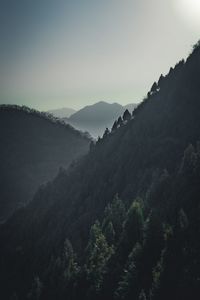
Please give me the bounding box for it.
[1,42,200,299]
[0,105,91,222]
[64,101,137,138]
[47,107,76,118]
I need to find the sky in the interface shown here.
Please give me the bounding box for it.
[0,0,200,111]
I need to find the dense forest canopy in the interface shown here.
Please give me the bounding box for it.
[1,42,200,299]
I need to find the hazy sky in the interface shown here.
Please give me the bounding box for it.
[0,0,200,110]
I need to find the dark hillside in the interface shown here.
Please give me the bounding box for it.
[0,105,90,222]
[1,43,200,299]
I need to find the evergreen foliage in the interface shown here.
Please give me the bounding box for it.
[1,43,200,300]
[122,109,131,122]
[85,221,114,296]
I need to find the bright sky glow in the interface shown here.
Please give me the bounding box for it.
[0,0,200,110]
[175,0,200,28]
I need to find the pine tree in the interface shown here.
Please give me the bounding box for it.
[27,276,43,300]
[116,198,144,274]
[86,221,114,294]
[179,144,196,176]
[158,74,164,87]
[112,121,118,132]
[150,82,158,93]
[63,238,78,281]
[103,128,110,138]
[102,194,126,243]
[123,109,131,122]
[44,239,78,299]
[115,243,143,300]
[116,116,123,127]
[122,198,144,245]
[103,221,115,245]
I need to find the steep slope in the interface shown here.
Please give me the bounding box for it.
[1,43,200,299]
[0,105,90,222]
[47,107,76,118]
[124,103,137,112]
[64,101,128,137]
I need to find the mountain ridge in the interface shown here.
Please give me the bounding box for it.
[64,101,137,137]
[1,42,200,299]
[0,105,90,222]
[47,107,76,118]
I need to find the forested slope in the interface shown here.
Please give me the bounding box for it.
[1,43,200,299]
[0,106,90,222]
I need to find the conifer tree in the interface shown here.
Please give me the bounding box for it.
[103,128,110,138]
[150,82,158,93]
[115,243,143,300]
[158,74,164,87]
[123,109,131,122]
[117,116,123,127]
[103,220,115,245]
[27,276,43,300]
[102,194,126,242]
[122,199,144,245]
[86,221,114,294]
[112,121,118,132]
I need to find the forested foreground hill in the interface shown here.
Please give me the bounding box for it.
[0,106,90,222]
[1,42,200,300]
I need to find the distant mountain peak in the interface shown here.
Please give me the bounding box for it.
[65,101,134,138]
[47,107,76,118]
[94,100,108,105]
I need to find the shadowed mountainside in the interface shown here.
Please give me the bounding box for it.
[1,42,200,299]
[0,105,90,222]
